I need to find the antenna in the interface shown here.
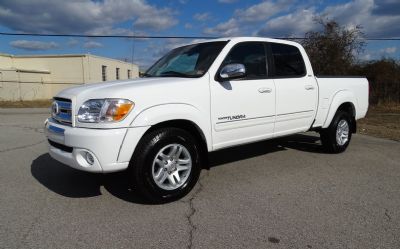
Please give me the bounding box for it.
[131,24,135,74]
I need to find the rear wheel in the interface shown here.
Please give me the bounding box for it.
[320,111,352,153]
[130,128,202,203]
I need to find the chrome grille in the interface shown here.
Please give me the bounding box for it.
[52,98,72,125]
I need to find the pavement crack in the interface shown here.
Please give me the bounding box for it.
[17,213,41,249]
[0,124,44,134]
[185,173,208,249]
[384,209,392,222]
[17,195,51,249]
[0,140,46,153]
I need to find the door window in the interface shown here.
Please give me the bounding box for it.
[222,42,267,79]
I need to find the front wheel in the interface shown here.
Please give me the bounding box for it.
[129,128,202,203]
[320,111,352,153]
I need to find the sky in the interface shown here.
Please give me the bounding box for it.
[0,0,399,69]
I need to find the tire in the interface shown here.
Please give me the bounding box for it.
[129,127,202,203]
[320,111,352,153]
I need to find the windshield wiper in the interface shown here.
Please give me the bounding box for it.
[159,71,196,78]
[142,72,153,78]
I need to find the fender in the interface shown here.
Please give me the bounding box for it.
[322,90,357,128]
[130,103,212,151]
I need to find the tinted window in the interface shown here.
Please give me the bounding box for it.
[222,42,267,79]
[270,43,305,77]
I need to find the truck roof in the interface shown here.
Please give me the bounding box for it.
[190,36,302,47]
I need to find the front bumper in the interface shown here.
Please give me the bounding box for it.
[44,118,148,173]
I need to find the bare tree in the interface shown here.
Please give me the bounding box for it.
[302,17,365,75]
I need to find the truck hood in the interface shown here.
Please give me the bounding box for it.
[56,77,191,101]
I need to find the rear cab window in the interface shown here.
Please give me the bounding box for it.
[269,43,306,77]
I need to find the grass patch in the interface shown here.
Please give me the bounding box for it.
[358,105,400,141]
[0,100,52,108]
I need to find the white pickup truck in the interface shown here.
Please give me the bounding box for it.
[45,37,369,202]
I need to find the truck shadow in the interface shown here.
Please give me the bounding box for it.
[30,154,151,204]
[208,133,323,168]
[31,133,323,204]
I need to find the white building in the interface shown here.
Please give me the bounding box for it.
[0,53,139,101]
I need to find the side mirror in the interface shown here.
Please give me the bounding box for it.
[219,63,246,81]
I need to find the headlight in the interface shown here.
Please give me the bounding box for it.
[77,99,134,123]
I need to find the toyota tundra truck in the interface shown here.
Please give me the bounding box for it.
[45,37,369,202]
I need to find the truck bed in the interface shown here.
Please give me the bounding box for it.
[313,76,369,128]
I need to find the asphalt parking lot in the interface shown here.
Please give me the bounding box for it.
[1,108,399,249]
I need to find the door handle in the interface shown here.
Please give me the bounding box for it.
[305,85,315,90]
[258,87,272,93]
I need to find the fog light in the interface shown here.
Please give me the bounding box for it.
[85,152,94,165]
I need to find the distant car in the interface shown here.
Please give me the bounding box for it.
[45,37,369,203]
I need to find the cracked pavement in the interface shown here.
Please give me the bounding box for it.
[1,108,400,249]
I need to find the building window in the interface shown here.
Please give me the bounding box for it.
[127,70,131,79]
[116,68,120,80]
[102,65,107,81]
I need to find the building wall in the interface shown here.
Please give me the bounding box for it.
[0,54,13,65]
[0,54,139,101]
[0,70,52,100]
[14,56,85,84]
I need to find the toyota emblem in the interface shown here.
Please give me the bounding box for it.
[51,101,60,117]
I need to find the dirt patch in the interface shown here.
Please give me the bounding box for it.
[0,100,52,108]
[358,106,400,141]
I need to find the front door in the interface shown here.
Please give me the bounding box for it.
[210,42,276,150]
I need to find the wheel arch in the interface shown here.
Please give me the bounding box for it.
[147,119,208,150]
[131,119,210,170]
[124,104,211,167]
[130,103,211,149]
[323,90,357,130]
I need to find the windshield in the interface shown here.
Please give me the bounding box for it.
[144,41,228,78]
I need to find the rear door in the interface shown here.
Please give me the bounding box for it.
[268,42,317,136]
[210,42,276,149]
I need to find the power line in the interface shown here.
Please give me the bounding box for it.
[0,32,217,39]
[1,32,400,41]
[282,37,400,41]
